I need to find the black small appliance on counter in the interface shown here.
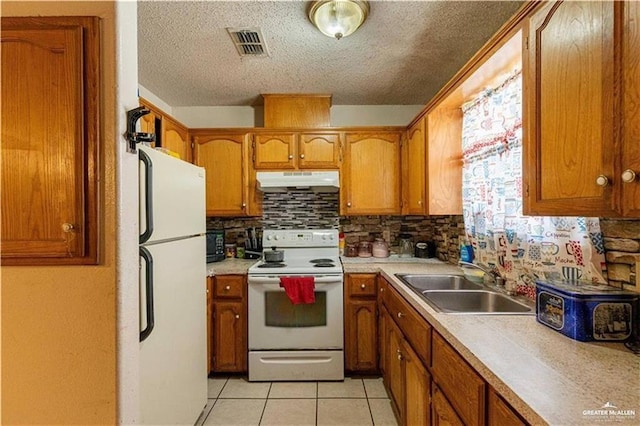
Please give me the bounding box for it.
[206,230,225,262]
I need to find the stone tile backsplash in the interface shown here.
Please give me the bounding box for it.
[205,193,640,292]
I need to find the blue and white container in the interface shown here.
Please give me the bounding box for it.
[536,280,638,342]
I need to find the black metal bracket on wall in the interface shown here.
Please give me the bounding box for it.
[126,106,155,153]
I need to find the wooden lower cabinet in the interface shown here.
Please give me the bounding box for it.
[432,332,485,426]
[403,339,430,426]
[211,275,247,373]
[378,277,530,426]
[488,388,526,426]
[344,274,378,373]
[432,384,464,426]
[380,281,431,426]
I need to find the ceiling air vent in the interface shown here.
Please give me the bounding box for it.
[227,27,269,57]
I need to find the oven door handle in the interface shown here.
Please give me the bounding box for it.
[248,276,342,285]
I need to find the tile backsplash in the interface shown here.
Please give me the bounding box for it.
[205,192,639,292]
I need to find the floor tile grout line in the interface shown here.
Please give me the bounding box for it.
[257,382,272,425]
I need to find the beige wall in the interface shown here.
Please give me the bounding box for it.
[1,2,118,424]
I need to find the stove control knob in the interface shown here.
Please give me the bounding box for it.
[274,235,280,241]
[266,235,272,241]
[322,235,327,240]
[329,235,334,240]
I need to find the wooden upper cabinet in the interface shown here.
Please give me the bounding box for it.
[622,1,640,216]
[427,108,463,215]
[523,0,623,216]
[252,131,340,170]
[262,94,331,128]
[342,132,402,215]
[193,132,251,216]
[253,132,297,169]
[1,17,99,265]
[162,115,191,162]
[403,117,427,215]
[298,132,340,169]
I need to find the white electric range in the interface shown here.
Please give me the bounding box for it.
[247,229,344,381]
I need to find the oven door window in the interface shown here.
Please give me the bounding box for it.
[264,291,327,327]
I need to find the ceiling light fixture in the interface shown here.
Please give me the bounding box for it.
[308,0,369,40]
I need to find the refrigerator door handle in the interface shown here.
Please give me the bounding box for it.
[139,149,154,244]
[139,246,155,342]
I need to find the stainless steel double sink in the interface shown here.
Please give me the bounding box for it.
[395,274,534,315]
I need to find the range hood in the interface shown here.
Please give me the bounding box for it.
[256,171,339,192]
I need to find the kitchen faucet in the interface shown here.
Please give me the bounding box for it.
[458,260,505,287]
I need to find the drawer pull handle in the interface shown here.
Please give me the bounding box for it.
[397,312,404,318]
[360,284,366,289]
[235,314,240,319]
[224,285,231,291]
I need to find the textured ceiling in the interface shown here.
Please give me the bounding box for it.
[138,1,524,107]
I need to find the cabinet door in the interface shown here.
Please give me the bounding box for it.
[298,132,341,169]
[193,133,248,216]
[253,133,296,169]
[212,300,246,372]
[427,108,463,215]
[403,339,431,426]
[523,1,618,216]
[488,389,525,426]
[432,385,464,426]
[387,319,405,422]
[162,115,191,162]
[432,333,485,426]
[378,278,389,375]
[622,1,640,216]
[345,299,378,372]
[403,118,427,215]
[207,278,213,374]
[343,132,401,215]
[1,17,99,265]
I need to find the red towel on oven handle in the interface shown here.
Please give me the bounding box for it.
[279,276,315,304]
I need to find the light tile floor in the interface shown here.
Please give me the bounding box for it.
[195,376,398,426]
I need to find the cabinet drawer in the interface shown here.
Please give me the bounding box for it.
[346,274,377,297]
[385,284,431,366]
[214,275,245,299]
[432,332,485,426]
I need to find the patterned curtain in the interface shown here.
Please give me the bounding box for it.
[461,70,606,298]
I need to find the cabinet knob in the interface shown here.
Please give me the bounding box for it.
[288,154,293,160]
[360,283,366,289]
[596,175,609,187]
[241,203,246,208]
[235,314,240,319]
[396,349,403,361]
[347,202,352,207]
[397,312,404,318]
[621,169,637,183]
[224,285,231,291]
[300,154,305,159]
[380,288,384,292]
[418,200,422,205]
[62,223,75,232]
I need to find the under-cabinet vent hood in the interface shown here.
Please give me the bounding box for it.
[256,171,339,192]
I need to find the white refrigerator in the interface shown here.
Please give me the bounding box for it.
[138,145,207,425]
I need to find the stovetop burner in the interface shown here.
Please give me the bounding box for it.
[310,258,334,264]
[314,263,335,268]
[257,262,286,268]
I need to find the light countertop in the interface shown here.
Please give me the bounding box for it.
[206,257,640,425]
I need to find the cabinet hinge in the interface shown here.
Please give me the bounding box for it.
[525,36,529,50]
[251,139,256,164]
[191,142,195,149]
[525,183,529,198]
